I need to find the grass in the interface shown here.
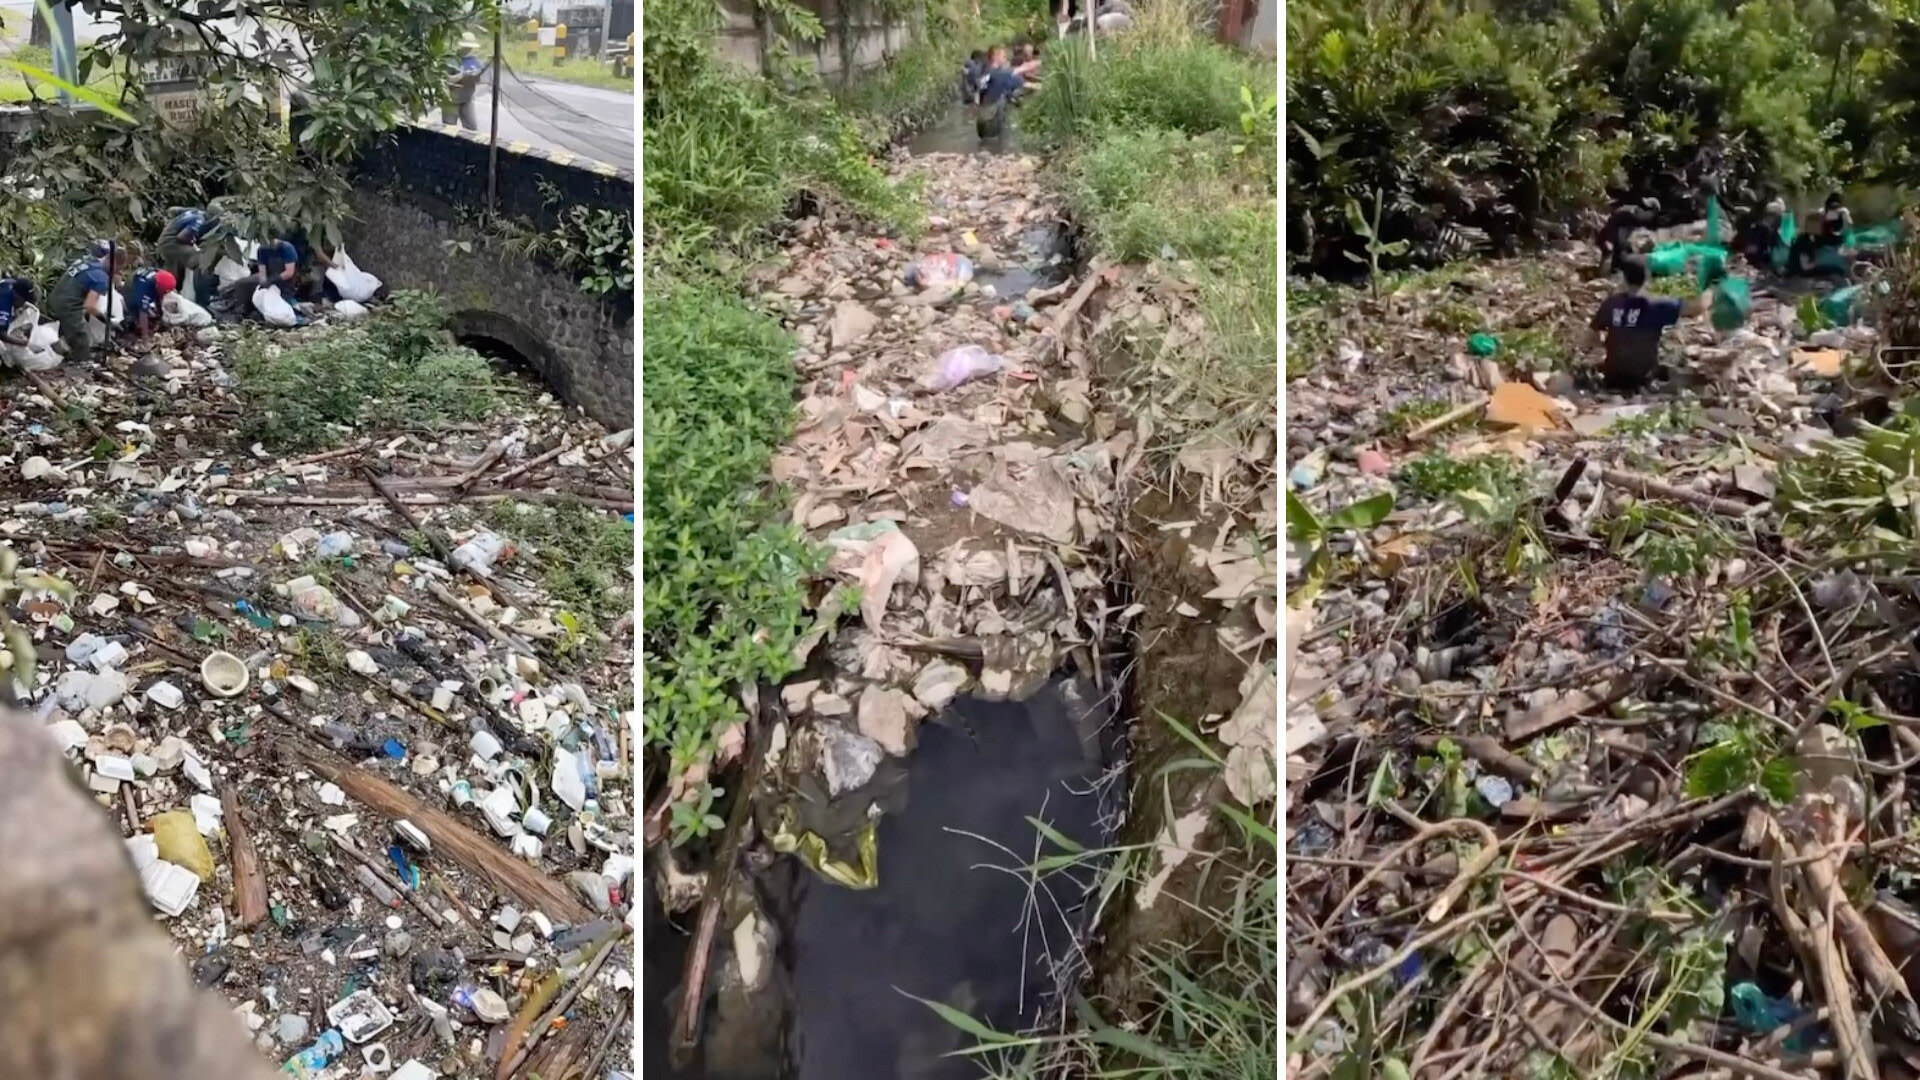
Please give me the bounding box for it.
[231,291,503,450]
[484,498,633,667]
[514,53,634,94]
[0,44,127,103]
[1033,0,1277,446]
[834,37,963,140]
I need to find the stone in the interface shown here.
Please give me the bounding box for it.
[385,929,414,958]
[829,301,880,348]
[857,687,915,756]
[911,660,968,712]
[819,725,883,797]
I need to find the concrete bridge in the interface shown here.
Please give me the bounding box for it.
[342,122,634,431]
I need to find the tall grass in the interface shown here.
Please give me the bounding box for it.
[1032,0,1277,449]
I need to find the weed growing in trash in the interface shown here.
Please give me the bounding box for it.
[232,291,503,450]
[484,498,634,671]
[1398,452,1533,513]
[1382,397,1454,434]
[1036,1,1277,453]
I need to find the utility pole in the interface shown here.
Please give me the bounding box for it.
[487,19,502,214]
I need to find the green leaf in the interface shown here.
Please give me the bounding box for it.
[1759,758,1797,804]
[1026,815,1085,854]
[902,991,1021,1043]
[1686,740,1756,799]
[1088,1023,1180,1064]
[1285,489,1323,540]
[1325,491,1394,532]
[1382,1060,1413,1080]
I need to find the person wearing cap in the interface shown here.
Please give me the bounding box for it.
[443,36,486,131]
[127,267,175,343]
[45,244,128,359]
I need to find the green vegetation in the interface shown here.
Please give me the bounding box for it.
[486,499,635,670]
[640,280,821,801]
[0,44,126,103]
[1288,0,1920,270]
[525,55,636,94]
[1029,0,1277,443]
[231,291,504,449]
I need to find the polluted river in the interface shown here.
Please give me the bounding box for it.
[645,103,1144,1078]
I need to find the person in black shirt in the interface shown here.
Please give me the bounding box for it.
[1598,198,1658,276]
[1584,255,1709,390]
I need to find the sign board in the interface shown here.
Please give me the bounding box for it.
[142,54,207,129]
[538,27,556,45]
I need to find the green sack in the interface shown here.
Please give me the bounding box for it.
[1772,211,1797,274]
[1647,247,1688,277]
[1707,197,1724,245]
[1467,332,1499,357]
[1711,277,1752,332]
[1846,222,1900,249]
[1820,284,1862,326]
[1696,249,1728,290]
[1814,246,1847,274]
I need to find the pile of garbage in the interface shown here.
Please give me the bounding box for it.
[1,318,636,1079]
[1284,240,1920,1078]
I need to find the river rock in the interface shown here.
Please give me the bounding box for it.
[857,687,914,756]
[820,725,883,796]
[829,301,880,349]
[912,660,968,712]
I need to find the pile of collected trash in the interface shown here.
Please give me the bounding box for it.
[0,320,636,1078]
[1285,237,1920,1078]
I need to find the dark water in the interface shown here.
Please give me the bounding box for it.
[906,103,1025,157]
[647,676,1124,1080]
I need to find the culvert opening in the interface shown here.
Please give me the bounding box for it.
[454,333,539,378]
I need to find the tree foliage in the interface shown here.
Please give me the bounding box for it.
[4,0,480,255]
[1287,0,1920,272]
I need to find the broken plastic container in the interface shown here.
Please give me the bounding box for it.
[451,532,509,575]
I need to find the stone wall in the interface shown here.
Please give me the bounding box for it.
[342,123,634,432]
[716,0,916,81]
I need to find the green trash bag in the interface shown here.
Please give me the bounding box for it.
[1647,247,1689,277]
[1696,249,1728,290]
[1771,211,1797,275]
[1711,277,1752,332]
[1467,332,1499,357]
[1846,222,1901,249]
[1814,245,1847,274]
[1820,284,1863,326]
[1706,197,1725,245]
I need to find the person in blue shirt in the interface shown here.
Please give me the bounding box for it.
[1584,255,1710,390]
[127,269,176,343]
[157,208,221,291]
[0,276,39,344]
[44,247,127,359]
[960,50,987,107]
[249,236,301,301]
[443,36,486,130]
[976,46,1026,140]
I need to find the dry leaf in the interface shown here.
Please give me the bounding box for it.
[1486,381,1568,433]
[1793,346,1847,376]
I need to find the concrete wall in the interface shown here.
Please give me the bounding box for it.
[716,0,916,81]
[342,123,634,432]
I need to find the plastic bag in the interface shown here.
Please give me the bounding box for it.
[325,248,382,303]
[925,345,1004,391]
[906,253,975,291]
[213,256,250,289]
[161,291,213,328]
[333,299,369,321]
[1710,277,1752,332]
[1820,284,1863,327]
[3,302,38,347]
[1772,211,1797,275]
[252,284,297,327]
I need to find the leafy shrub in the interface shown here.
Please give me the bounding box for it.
[232,291,501,449]
[641,280,822,786]
[1026,7,1264,143]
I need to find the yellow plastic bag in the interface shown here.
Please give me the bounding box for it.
[152,810,214,882]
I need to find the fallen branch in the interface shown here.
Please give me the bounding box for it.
[1406,399,1485,443]
[222,789,268,930]
[294,744,590,923]
[502,928,625,1079]
[330,835,448,931]
[451,439,507,496]
[1594,466,1764,517]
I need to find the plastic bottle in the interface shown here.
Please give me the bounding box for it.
[316,532,353,559]
[451,532,510,575]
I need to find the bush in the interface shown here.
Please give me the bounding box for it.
[1286,0,1920,273]
[640,280,821,785]
[232,291,501,449]
[1026,6,1265,143]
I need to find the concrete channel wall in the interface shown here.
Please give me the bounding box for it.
[715,0,917,81]
[342,122,635,432]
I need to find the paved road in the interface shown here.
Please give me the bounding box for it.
[438,72,634,169]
